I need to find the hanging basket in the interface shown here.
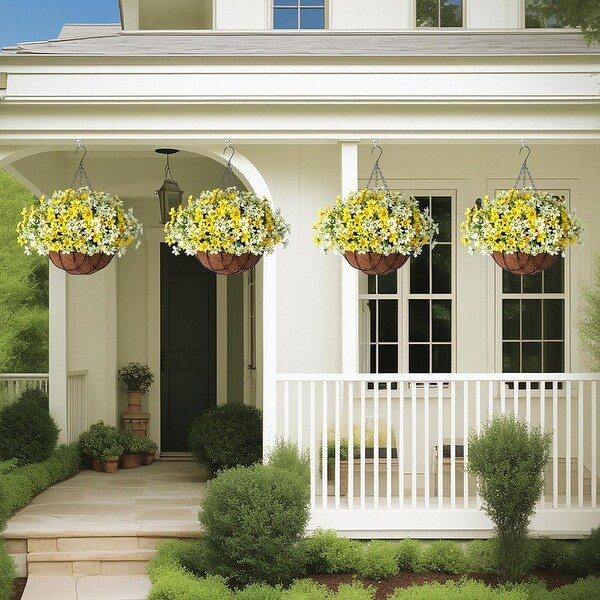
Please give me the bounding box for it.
[49,251,114,275]
[196,251,261,275]
[492,251,557,276]
[343,251,409,275]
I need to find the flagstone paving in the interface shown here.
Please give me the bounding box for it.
[5,460,207,600]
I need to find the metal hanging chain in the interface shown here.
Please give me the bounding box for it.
[70,140,94,190]
[219,141,242,189]
[366,140,391,196]
[514,140,537,193]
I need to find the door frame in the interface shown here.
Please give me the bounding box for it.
[146,229,228,451]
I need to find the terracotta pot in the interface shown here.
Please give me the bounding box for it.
[196,251,261,275]
[49,251,114,275]
[120,453,144,469]
[343,251,409,275]
[492,251,557,276]
[143,451,156,466]
[92,458,104,472]
[101,459,119,473]
[126,390,144,414]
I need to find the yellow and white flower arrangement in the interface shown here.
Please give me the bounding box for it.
[313,188,437,256]
[164,187,290,256]
[17,187,143,257]
[460,188,582,256]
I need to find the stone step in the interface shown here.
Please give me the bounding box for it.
[21,575,151,600]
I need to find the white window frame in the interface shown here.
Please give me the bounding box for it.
[494,189,572,375]
[358,189,457,375]
[271,0,328,30]
[415,0,465,29]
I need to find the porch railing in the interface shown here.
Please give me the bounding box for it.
[0,373,49,405]
[275,373,599,516]
[67,370,88,444]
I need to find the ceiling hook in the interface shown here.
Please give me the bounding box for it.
[75,140,87,166]
[519,139,531,164]
[371,140,383,165]
[223,141,235,164]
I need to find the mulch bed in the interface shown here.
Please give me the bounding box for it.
[10,572,582,600]
[311,571,582,599]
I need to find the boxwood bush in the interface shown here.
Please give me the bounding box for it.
[0,538,16,600]
[421,540,468,575]
[302,529,363,575]
[0,392,59,464]
[355,540,400,579]
[188,403,262,475]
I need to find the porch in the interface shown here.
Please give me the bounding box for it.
[272,372,600,538]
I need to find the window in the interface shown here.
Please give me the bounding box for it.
[500,193,568,375]
[524,0,561,28]
[417,0,463,28]
[274,0,325,30]
[359,194,454,375]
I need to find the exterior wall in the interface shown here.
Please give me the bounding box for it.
[330,0,412,31]
[466,0,521,29]
[214,0,268,30]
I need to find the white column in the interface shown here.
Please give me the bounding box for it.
[49,265,68,444]
[262,253,277,456]
[341,141,359,374]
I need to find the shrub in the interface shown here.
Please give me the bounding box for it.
[0,394,59,464]
[235,583,284,600]
[465,539,500,574]
[302,530,362,575]
[528,538,578,574]
[188,403,262,475]
[394,538,423,573]
[386,579,529,600]
[18,386,49,411]
[549,576,600,600]
[148,571,233,600]
[280,579,331,600]
[421,541,467,575]
[199,446,310,587]
[356,540,400,579]
[467,414,551,581]
[336,582,376,600]
[0,538,16,600]
[572,526,600,575]
[267,439,310,488]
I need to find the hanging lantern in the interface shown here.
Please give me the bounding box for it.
[155,148,184,224]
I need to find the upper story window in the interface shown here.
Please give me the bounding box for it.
[524,0,561,28]
[417,0,463,28]
[274,0,325,30]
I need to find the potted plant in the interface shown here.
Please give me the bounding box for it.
[117,362,154,413]
[164,187,290,275]
[17,187,143,275]
[77,421,123,473]
[136,437,159,465]
[118,429,145,468]
[313,188,437,275]
[460,188,583,275]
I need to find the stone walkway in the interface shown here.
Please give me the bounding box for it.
[5,460,207,600]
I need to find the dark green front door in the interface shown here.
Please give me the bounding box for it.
[160,244,216,452]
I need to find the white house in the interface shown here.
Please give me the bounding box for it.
[1,0,600,538]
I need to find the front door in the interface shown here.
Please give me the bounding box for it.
[160,244,217,453]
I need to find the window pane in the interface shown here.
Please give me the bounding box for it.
[441,0,462,27]
[503,342,520,372]
[378,345,398,373]
[409,345,429,373]
[432,300,451,342]
[410,252,430,294]
[300,8,324,29]
[274,8,298,28]
[503,299,520,340]
[378,271,397,294]
[378,300,398,343]
[368,300,377,343]
[367,274,376,294]
[543,299,564,340]
[416,0,439,27]
[521,299,542,340]
[432,196,451,242]
[409,300,430,342]
[432,344,451,372]
[543,257,564,293]
[522,342,542,372]
[432,245,451,293]
[301,0,323,5]
[543,342,564,372]
[274,0,297,5]
[502,270,521,293]
[523,271,542,293]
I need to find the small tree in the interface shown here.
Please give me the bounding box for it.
[578,252,600,370]
[467,413,551,581]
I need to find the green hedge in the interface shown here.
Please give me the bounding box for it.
[0,538,16,600]
[0,443,81,524]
